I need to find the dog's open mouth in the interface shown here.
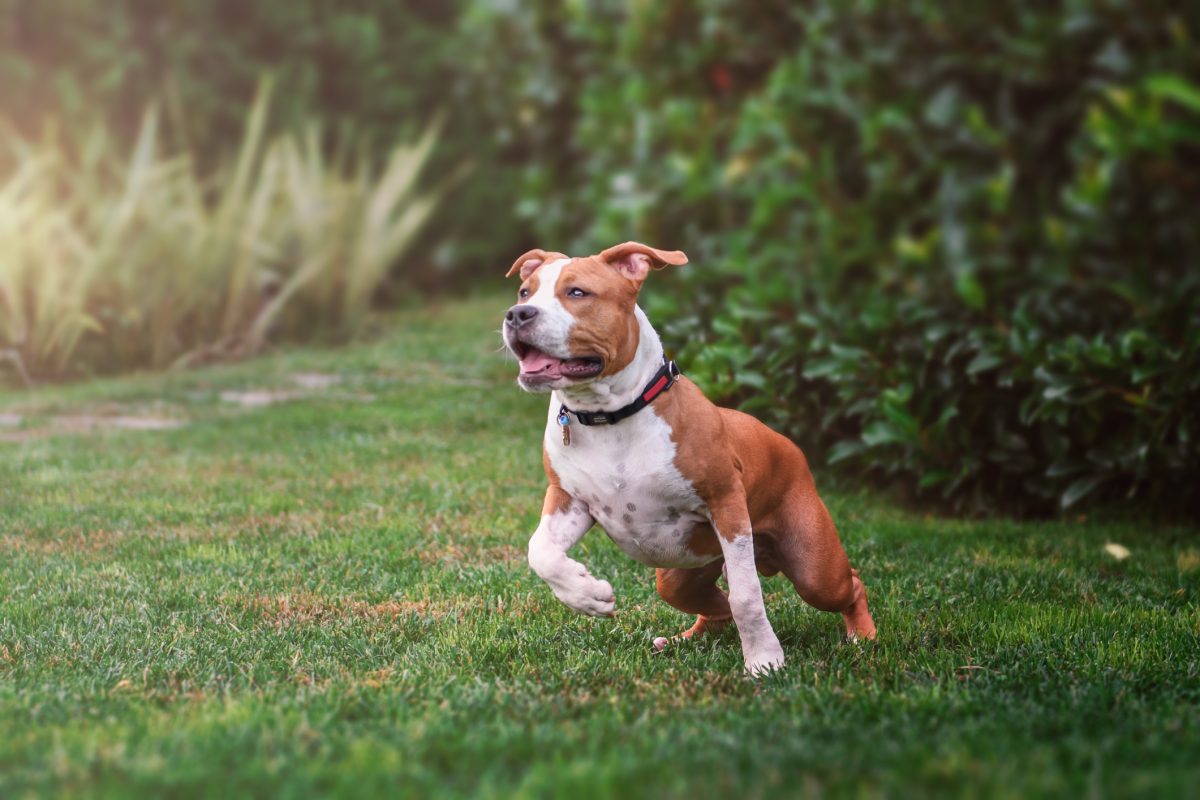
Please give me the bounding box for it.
[513,343,603,383]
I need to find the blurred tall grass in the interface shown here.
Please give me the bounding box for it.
[0,83,455,381]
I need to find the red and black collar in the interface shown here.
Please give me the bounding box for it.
[558,357,680,428]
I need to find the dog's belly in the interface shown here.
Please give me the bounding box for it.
[556,465,716,569]
[594,497,713,568]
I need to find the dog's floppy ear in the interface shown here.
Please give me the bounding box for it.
[599,241,688,283]
[506,248,565,280]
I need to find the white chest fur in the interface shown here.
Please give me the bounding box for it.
[543,402,714,569]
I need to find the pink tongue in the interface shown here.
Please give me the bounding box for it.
[520,348,564,376]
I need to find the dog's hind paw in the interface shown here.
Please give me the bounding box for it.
[652,615,731,652]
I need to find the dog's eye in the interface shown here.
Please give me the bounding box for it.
[566,287,589,298]
[519,287,530,299]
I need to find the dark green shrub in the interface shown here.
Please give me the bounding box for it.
[463,1,1200,514]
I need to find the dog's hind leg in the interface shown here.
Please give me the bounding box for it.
[652,560,732,650]
[767,491,876,640]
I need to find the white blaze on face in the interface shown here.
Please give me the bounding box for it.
[523,258,575,356]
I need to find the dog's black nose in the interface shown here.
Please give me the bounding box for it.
[505,304,539,327]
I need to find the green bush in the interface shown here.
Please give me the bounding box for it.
[463,1,1200,514]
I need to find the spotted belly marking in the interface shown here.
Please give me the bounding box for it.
[583,491,713,568]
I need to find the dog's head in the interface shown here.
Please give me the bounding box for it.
[502,241,688,392]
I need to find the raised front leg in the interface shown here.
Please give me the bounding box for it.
[527,486,615,617]
[708,498,785,676]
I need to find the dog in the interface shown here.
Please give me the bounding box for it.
[502,241,876,675]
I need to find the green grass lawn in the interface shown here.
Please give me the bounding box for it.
[1,295,1197,799]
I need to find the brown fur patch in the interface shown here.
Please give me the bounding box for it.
[598,241,688,281]
[649,378,814,536]
[652,377,867,621]
[506,248,568,279]
[507,244,685,375]
[541,448,575,515]
[684,521,723,558]
[511,254,642,375]
[655,560,729,618]
[558,257,642,376]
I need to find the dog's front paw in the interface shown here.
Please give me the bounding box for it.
[744,642,786,677]
[553,574,616,618]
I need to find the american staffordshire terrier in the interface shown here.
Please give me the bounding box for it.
[502,241,876,675]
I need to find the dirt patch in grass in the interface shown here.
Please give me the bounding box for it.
[0,372,362,438]
[289,372,342,389]
[418,540,525,567]
[0,412,186,442]
[0,509,374,556]
[218,388,374,407]
[243,593,488,628]
[234,590,547,630]
[375,361,493,388]
[414,513,527,567]
[218,372,375,407]
[0,524,217,556]
[60,414,184,432]
[1,528,129,555]
[218,389,308,407]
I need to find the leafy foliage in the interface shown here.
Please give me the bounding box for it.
[463,1,1200,515]
[0,84,453,380]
